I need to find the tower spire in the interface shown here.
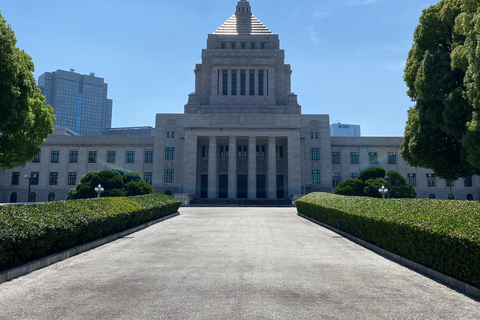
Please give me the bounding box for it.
[236,0,252,16]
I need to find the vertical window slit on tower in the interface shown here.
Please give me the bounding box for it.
[240,70,246,95]
[222,70,228,96]
[258,70,264,96]
[231,70,237,95]
[249,70,255,95]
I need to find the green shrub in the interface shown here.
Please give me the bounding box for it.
[125,180,154,196]
[0,194,181,272]
[296,193,480,288]
[357,166,386,182]
[386,171,416,198]
[334,179,364,196]
[363,177,387,198]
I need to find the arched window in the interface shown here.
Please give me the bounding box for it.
[48,192,55,201]
[466,194,474,201]
[165,190,173,196]
[29,192,36,202]
[10,192,17,203]
[428,194,436,199]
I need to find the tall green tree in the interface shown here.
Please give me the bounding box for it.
[401,0,479,181]
[0,12,55,171]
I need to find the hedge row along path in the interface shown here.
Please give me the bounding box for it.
[0,207,478,319]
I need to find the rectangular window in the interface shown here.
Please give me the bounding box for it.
[69,151,78,163]
[256,146,260,158]
[49,172,58,185]
[279,146,284,158]
[427,173,436,187]
[225,146,229,158]
[144,172,153,184]
[240,70,246,95]
[51,151,59,163]
[331,152,340,164]
[258,70,264,96]
[243,146,247,158]
[145,151,154,163]
[388,152,397,165]
[249,70,255,95]
[202,145,208,158]
[165,147,175,160]
[231,70,237,95]
[231,43,236,49]
[350,152,359,164]
[261,43,265,49]
[164,169,174,183]
[407,173,416,187]
[311,170,320,183]
[107,151,116,163]
[369,152,378,164]
[126,151,135,163]
[241,43,245,49]
[171,131,175,138]
[261,146,265,158]
[167,131,170,138]
[11,172,19,185]
[310,148,320,160]
[88,151,97,163]
[32,154,41,163]
[315,132,318,139]
[238,146,242,158]
[351,173,357,179]
[68,172,77,185]
[30,172,39,185]
[222,70,228,95]
[464,176,473,187]
[332,173,341,187]
[446,180,454,187]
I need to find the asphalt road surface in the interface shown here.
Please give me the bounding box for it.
[0,207,479,319]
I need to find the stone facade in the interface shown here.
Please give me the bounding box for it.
[0,0,478,203]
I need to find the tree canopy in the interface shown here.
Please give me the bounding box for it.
[0,12,55,171]
[401,0,480,181]
[67,170,153,200]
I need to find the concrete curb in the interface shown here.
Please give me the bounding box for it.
[298,213,480,301]
[0,212,180,285]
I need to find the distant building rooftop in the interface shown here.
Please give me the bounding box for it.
[102,126,155,136]
[330,122,361,137]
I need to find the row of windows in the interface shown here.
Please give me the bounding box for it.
[12,171,156,186]
[220,42,266,50]
[200,145,285,158]
[218,69,268,96]
[308,171,474,188]
[330,152,396,165]
[32,151,155,164]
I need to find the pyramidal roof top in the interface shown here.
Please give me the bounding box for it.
[214,0,272,35]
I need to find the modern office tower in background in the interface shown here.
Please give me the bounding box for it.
[38,69,113,135]
[330,121,361,137]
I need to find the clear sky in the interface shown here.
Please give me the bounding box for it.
[1,0,439,136]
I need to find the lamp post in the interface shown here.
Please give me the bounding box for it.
[94,184,104,198]
[378,185,388,199]
[25,173,36,202]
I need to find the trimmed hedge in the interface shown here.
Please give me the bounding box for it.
[0,194,181,272]
[296,192,480,288]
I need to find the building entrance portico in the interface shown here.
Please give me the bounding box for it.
[187,131,298,200]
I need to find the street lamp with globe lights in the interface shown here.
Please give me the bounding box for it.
[94,184,104,198]
[378,185,388,199]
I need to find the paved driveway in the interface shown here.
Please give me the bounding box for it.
[0,207,479,319]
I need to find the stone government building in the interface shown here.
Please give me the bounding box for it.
[0,0,478,203]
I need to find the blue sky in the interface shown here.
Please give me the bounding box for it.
[1,0,438,136]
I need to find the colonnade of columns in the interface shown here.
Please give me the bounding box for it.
[182,133,301,199]
[217,68,269,96]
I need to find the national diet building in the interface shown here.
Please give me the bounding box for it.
[0,0,478,203]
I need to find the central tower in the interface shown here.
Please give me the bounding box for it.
[184,0,301,115]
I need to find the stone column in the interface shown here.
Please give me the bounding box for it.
[208,136,217,199]
[228,136,237,199]
[248,136,257,199]
[236,69,241,97]
[218,69,223,96]
[287,134,301,197]
[268,67,275,97]
[267,136,277,199]
[183,132,198,196]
